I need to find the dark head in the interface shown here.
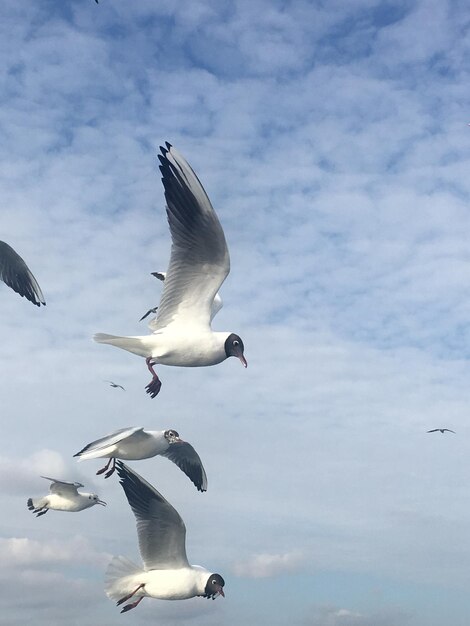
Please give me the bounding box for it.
[204,573,225,599]
[224,334,247,367]
[164,429,180,443]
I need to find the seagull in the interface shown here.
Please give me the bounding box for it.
[94,143,247,398]
[105,380,125,390]
[27,476,106,517]
[74,427,207,491]
[427,428,456,434]
[0,241,45,306]
[105,462,224,613]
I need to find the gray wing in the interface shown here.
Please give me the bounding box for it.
[41,476,83,495]
[116,461,189,570]
[74,427,143,458]
[153,143,230,331]
[0,241,45,306]
[162,440,208,492]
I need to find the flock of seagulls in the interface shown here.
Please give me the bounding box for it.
[21,143,240,612]
[4,130,458,615]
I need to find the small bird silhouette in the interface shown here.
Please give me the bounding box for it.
[105,381,125,390]
[427,428,455,434]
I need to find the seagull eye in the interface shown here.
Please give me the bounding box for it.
[233,340,239,346]
[212,579,217,585]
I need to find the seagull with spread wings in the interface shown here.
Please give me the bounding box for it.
[27,476,106,516]
[94,143,246,398]
[105,462,224,613]
[74,427,207,491]
[427,428,456,434]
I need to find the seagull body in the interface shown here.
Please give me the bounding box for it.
[105,462,224,612]
[0,241,45,306]
[94,143,246,398]
[27,477,106,517]
[427,428,455,434]
[74,427,207,491]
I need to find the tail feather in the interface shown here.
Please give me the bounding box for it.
[105,556,145,600]
[93,333,151,358]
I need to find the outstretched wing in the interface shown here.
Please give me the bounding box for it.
[162,440,208,492]
[41,476,83,496]
[153,144,229,332]
[74,427,143,460]
[0,241,45,306]
[116,461,189,570]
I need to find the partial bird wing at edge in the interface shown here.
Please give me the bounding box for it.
[0,241,45,306]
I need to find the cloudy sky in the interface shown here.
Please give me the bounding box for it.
[1,0,469,624]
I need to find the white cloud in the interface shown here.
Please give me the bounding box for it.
[0,535,109,568]
[232,551,305,578]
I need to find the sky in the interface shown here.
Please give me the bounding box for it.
[0,0,470,624]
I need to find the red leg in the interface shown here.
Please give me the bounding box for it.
[96,458,113,476]
[120,596,144,613]
[145,358,162,398]
[116,583,145,607]
[104,458,116,479]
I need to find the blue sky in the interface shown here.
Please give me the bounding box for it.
[1,0,470,624]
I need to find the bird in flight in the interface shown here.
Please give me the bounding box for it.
[27,477,106,516]
[74,426,208,491]
[427,428,456,434]
[105,462,224,613]
[0,241,45,306]
[95,143,247,398]
[105,381,125,390]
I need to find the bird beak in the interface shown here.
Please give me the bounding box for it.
[97,499,107,506]
[232,344,247,368]
[217,586,225,598]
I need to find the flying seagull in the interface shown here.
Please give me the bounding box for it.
[105,462,224,613]
[0,241,45,306]
[74,427,208,491]
[427,428,456,434]
[27,476,106,517]
[105,380,125,390]
[94,143,247,398]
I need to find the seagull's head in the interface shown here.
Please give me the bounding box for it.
[204,573,225,599]
[89,494,107,506]
[224,334,247,368]
[164,429,181,444]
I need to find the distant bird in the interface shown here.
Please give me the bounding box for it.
[105,380,125,390]
[105,462,224,613]
[74,427,207,491]
[139,306,158,322]
[27,476,106,517]
[0,241,45,306]
[427,428,456,434]
[94,143,247,398]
